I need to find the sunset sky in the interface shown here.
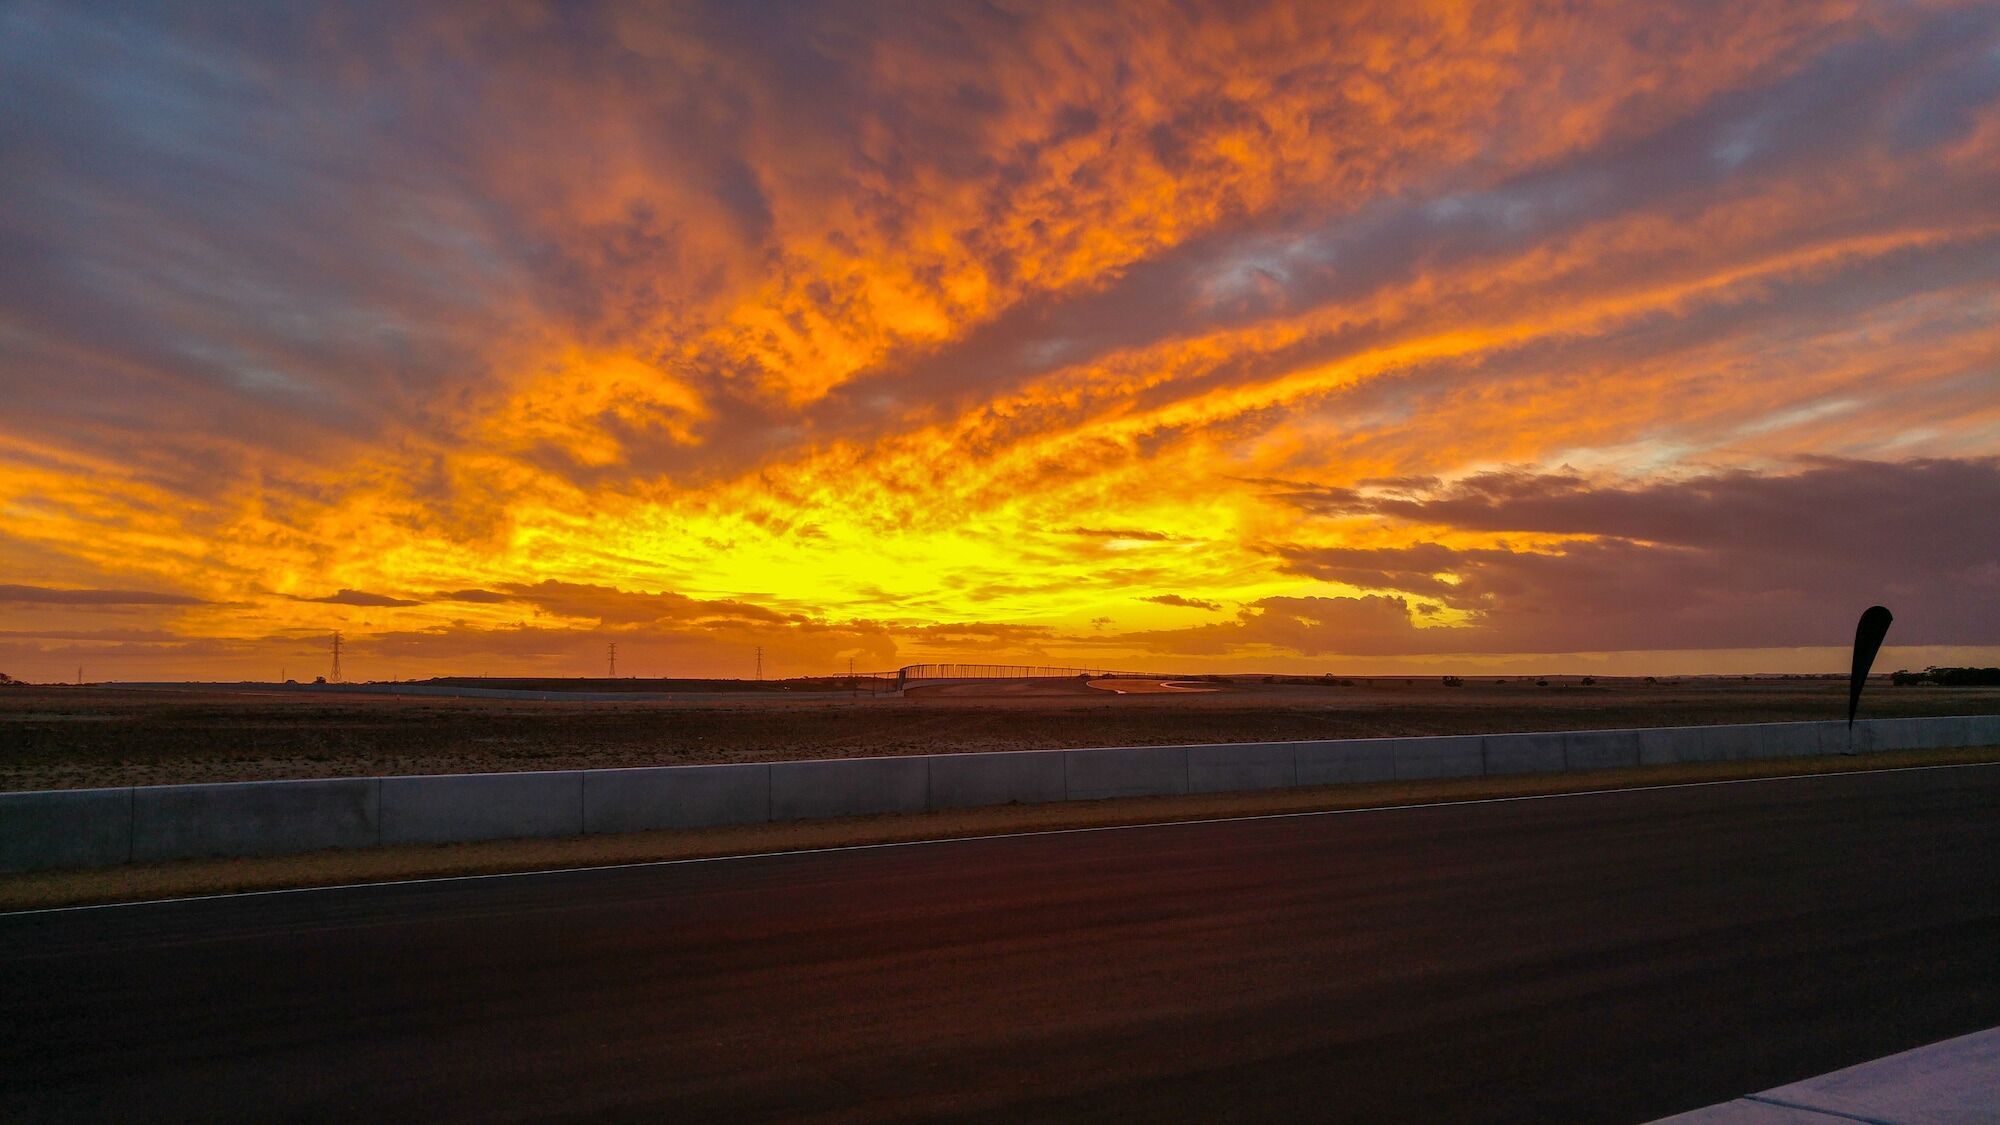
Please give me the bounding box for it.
[3,1,1998,682]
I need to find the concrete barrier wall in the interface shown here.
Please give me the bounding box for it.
[4,715,1997,873]
[583,764,768,833]
[1296,739,1396,785]
[1563,729,1642,772]
[0,787,131,872]
[929,751,1066,810]
[380,772,582,846]
[770,757,929,820]
[1065,745,1188,800]
[1867,715,1969,752]
[1702,720,1827,761]
[1482,732,1566,776]
[1636,726,1707,766]
[1393,736,1486,781]
[1187,742,1296,794]
[133,778,377,862]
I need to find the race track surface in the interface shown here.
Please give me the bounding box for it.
[4,765,1999,1123]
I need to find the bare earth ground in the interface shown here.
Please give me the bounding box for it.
[2,677,1998,791]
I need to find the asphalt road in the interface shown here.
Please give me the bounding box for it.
[4,765,1999,1123]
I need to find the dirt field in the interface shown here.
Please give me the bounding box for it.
[4,676,1998,792]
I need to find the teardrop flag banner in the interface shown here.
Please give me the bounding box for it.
[1849,605,1893,729]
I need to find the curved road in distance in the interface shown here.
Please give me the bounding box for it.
[4,764,2000,1123]
[1087,677,1221,693]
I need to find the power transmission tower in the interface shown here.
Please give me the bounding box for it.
[755,646,763,681]
[607,642,618,678]
[330,631,343,683]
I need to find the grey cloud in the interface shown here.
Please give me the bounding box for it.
[1270,457,2000,651]
[0,628,187,641]
[1116,594,1443,657]
[290,589,425,608]
[5,1,1998,504]
[434,588,512,604]
[0,584,206,605]
[786,9,2000,459]
[1143,594,1222,611]
[1333,457,2000,573]
[495,580,790,627]
[0,3,520,476]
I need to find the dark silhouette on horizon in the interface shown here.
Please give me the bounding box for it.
[1849,605,1893,728]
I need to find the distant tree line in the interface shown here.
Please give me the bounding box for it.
[1889,666,2000,686]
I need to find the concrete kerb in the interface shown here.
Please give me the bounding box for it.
[1187,742,1298,794]
[132,778,379,862]
[380,771,584,846]
[770,756,929,821]
[928,750,1066,810]
[1064,744,1190,800]
[0,787,132,874]
[583,763,770,833]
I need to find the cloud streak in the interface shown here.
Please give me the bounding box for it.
[0,585,206,606]
[288,590,425,608]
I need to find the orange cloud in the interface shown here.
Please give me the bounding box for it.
[3,1,1998,679]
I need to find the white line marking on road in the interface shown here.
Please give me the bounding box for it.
[6,760,1997,918]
